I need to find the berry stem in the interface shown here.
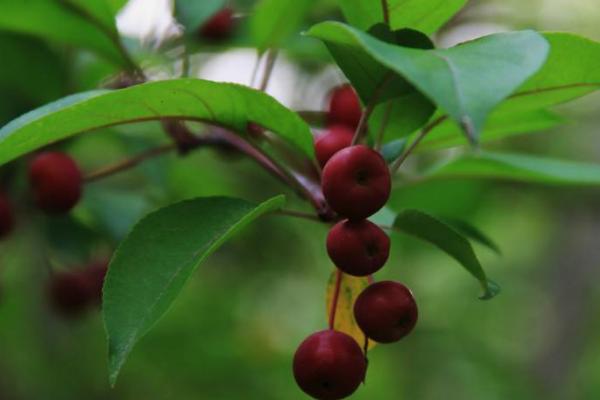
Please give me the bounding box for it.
[374,102,393,151]
[381,0,390,25]
[328,269,344,330]
[259,49,278,92]
[250,51,264,88]
[389,115,447,173]
[351,74,394,146]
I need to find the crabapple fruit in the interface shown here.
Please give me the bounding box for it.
[327,85,362,129]
[315,125,354,168]
[29,152,82,214]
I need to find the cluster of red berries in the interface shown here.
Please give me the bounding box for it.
[294,85,418,399]
[47,260,109,318]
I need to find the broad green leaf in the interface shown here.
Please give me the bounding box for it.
[251,0,315,52]
[380,138,407,164]
[104,195,285,385]
[309,25,436,141]
[0,0,127,67]
[174,0,225,32]
[440,218,501,255]
[106,0,128,14]
[0,79,315,165]
[325,271,375,349]
[416,110,564,151]
[426,152,600,186]
[499,33,600,113]
[394,209,499,299]
[308,22,549,141]
[63,0,119,35]
[338,0,467,34]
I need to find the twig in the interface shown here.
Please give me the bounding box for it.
[381,0,390,25]
[250,51,264,88]
[389,115,447,173]
[259,49,278,92]
[351,74,394,145]
[374,102,393,151]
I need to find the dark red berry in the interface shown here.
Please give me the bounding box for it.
[327,220,390,277]
[354,281,418,343]
[0,191,14,239]
[84,261,109,306]
[327,85,362,129]
[199,8,235,40]
[293,330,366,400]
[321,145,391,220]
[29,152,82,214]
[315,125,354,168]
[47,271,92,317]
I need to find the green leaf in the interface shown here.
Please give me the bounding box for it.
[307,22,549,141]
[0,0,127,67]
[416,110,564,151]
[103,195,285,385]
[380,138,407,164]
[394,209,498,299]
[426,152,600,186]
[440,218,501,255]
[0,78,314,165]
[106,0,128,15]
[174,0,225,32]
[251,0,315,52]
[499,32,600,113]
[338,0,467,34]
[63,0,119,35]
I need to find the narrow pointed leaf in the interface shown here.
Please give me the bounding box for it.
[394,209,498,299]
[104,195,285,385]
[440,218,501,255]
[0,79,314,165]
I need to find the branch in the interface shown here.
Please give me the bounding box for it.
[259,49,278,92]
[381,0,390,25]
[351,74,394,145]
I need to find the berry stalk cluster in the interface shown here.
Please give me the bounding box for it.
[294,85,418,400]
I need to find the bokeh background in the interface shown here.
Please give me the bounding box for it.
[1,0,599,399]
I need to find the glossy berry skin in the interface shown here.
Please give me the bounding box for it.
[321,145,391,220]
[199,8,235,40]
[0,192,14,239]
[328,85,362,129]
[315,125,354,168]
[293,330,366,400]
[354,281,418,343]
[47,271,92,317]
[327,219,390,277]
[29,152,82,214]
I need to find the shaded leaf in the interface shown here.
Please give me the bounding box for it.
[104,195,285,385]
[394,209,499,299]
[441,218,501,255]
[0,78,314,165]
[380,138,407,164]
[174,0,226,32]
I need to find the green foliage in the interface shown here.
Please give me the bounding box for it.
[0,79,315,166]
[308,22,549,141]
[394,209,499,299]
[427,152,600,185]
[174,0,226,32]
[104,195,285,385]
[250,0,315,52]
[62,0,119,35]
[338,0,467,33]
[0,0,127,67]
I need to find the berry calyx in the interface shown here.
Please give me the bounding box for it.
[354,281,418,343]
[293,330,366,400]
[0,191,14,239]
[315,125,354,168]
[327,85,362,129]
[29,152,82,214]
[327,219,390,277]
[321,145,391,220]
[199,8,235,41]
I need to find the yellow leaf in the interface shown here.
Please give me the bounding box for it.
[325,270,376,350]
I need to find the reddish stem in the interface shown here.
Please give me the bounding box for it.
[328,269,344,330]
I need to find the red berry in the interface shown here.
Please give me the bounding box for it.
[199,8,235,40]
[29,152,82,214]
[84,261,109,306]
[315,125,354,168]
[0,191,14,239]
[47,271,92,317]
[354,281,418,343]
[327,85,362,129]
[327,219,390,277]
[321,145,391,220]
[293,330,366,400]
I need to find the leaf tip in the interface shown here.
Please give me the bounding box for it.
[479,279,501,300]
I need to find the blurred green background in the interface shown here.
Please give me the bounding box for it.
[1,0,599,399]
